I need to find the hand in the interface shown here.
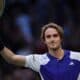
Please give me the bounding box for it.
[0,0,5,17]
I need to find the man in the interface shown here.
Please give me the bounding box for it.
[0,23,80,80]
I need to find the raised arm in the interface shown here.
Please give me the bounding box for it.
[0,39,26,67]
[0,38,40,72]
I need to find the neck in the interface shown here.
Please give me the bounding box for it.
[48,47,64,60]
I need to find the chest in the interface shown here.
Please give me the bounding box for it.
[40,58,80,80]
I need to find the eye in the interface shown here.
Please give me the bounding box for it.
[46,35,51,38]
[53,34,58,37]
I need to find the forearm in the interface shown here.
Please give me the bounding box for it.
[0,47,26,66]
[0,38,26,66]
[0,47,16,63]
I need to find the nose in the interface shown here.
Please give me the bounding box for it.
[50,36,55,42]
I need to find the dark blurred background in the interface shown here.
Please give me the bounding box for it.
[0,0,80,80]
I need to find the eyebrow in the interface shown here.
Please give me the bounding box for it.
[46,33,59,37]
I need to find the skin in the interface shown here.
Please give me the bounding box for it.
[0,27,64,67]
[44,28,64,59]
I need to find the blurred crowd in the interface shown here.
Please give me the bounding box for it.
[0,0,80,80]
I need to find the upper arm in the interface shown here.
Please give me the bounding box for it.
[70,51,80,68]
[70,51,80,61]
[1,47,47,72]
[12,55,26,67]
[24,54,49,72]
[24,55,41,72]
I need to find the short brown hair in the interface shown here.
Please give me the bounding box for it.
[41,22,64,41]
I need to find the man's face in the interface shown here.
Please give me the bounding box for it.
[44,28,62,50]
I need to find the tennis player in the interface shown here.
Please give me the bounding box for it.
[0,23,80,80]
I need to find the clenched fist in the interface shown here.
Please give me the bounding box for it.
[0,0,5,17]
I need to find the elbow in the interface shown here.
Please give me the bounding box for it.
[6,55,17,64]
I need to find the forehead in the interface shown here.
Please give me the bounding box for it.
[45,28,59,35]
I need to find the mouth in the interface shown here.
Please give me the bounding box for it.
[50,43,56,47]
[51,42,56,45]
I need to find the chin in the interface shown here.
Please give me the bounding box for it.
[52,48,58,50]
